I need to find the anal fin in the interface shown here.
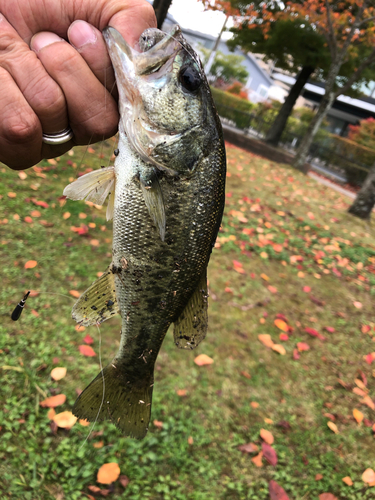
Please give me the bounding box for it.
[140,169,166,241]
[63,166,116,221]
[173,269,208,349]
[72,267,120,326]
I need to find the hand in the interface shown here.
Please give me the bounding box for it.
[0,0,156,169]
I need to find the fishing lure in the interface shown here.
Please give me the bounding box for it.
[11,291,30,321]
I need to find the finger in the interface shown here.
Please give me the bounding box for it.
[0,67,42,169]
[68,20,117,98]
[31,32,119,145]
[0,15,68,135]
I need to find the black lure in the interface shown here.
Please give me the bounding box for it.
[11,291,30,321]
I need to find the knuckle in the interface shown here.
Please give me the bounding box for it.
[4,113,40,146]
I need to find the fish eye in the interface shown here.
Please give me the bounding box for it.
[179,65,202,92]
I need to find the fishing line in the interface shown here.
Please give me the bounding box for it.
[78,322,105,450]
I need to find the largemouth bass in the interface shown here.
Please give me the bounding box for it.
[63,25,226,438]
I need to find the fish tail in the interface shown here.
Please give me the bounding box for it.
[72,362,154,439]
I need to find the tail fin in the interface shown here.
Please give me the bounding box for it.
[72,363,153,439]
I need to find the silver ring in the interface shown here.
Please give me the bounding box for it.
[42,127,74,145]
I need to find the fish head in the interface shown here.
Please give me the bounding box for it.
[103,25,216,175]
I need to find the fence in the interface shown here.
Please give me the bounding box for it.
[215,102,373,186]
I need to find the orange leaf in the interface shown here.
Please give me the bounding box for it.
[93,441,104,448]
[260,273,270,281]
[69,290,80,298]
[353,301,362,309]
[153,420,163,429]
[176,389,187,396]
[194,354,214,366]
[319,495,337,500]
[272,344,286,355]
[362,396,375,410]
[362,468,375,484]
[268,285,278,294]
[250,401,259,408]
[260,428,274,445]
[79,345,96,357]
[297,342,310,352]
[274,319,288,332]
[258,334,274,348]
[353,408,364,425]
[97,463,121,484]
[353,387,366,397]
[40,394,66,408]
[24,260,37,269]
[18,171,27,180]
[47,408,56,420]
[30,210,41,217]
[342,476,353,486]
[7,192,16,198]
[63,212,71,220]
[355,378,367,391]
[251,451,263,467]
[90,239,100,246]
[79,419,90,426]
[53,411,77,429]
[51,367,67,381]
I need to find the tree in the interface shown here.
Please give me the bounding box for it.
[347,118,375,219]
[198,46,249,84]
[203,1,375,152]
[287,0,375,171]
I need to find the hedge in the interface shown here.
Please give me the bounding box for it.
[329,135,375,185]
[210,87,255,129]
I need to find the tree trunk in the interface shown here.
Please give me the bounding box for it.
[265,66,314,147]
[153,0,173,29]
[348,162,375,219]
[292,92,335,172]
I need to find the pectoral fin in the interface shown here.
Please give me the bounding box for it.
[173,270,208,349]
[140,169,166,241]
[72,267,120,326]
[63,167,116,221]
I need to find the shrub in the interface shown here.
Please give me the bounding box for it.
[348,117,375,150]
[210,87,255,129]
[329,135,373,185]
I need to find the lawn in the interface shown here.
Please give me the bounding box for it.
[1,139,375,500]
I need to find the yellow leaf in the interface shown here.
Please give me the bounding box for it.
[51,367,67,381]
[258,334,274,348]
[194,354,214,366]
[353,408,364,425]
[272,344,286,355]
[327,421,339,434]
[260,428,274,444]
[260,252,268,259]
[260,273,269,281]
[97,462,121,484]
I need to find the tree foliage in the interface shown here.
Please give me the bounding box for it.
[348,117,375,150]
[198,46,249,84]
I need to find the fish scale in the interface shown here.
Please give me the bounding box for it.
[63,25,226,438]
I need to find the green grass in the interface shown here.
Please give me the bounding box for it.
[1,140,375,499]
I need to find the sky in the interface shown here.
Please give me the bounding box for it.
[168,0,234,38]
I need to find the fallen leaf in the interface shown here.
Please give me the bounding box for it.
[53,411,77,429]
[297,342,310,352]
[279,333,289,341]
[93,441,104,448]
[362,396,375,410]
[327,421,339,434]
[40,394,67,408]
[176,389,187,396]
[97,462,121,484]
[30,210,41,217]
[79,419,90,426]
[7,192,16,198]
[353,301,363,309]
[293,349,300,360]
[194,354,214,366]
[268,285,278,294]
[153,420,163,429]
[260,273,270,281]
[262,442,277,466]
[362,468,375,484]
[69,290,80,298]
[303,286,311,293]
[272,344,286,355]
[233,260,245,274]
[88,485,101,494]
[250,401,259,408]
[353,408,364,425]
[24,260,37,269]
[51,367,67,381]
[258,334,274,348]
[79,345,96,357]
[269,480,290,500]
[251,451,263,467]
[238,442,258,454]
[305,327,326,340]
[274,319,288,332]
[325,326,335,333]
[353,387,367,397]
[18,171,27,180]
[260,428,274,444]
[355,378,367,391]
[75,324,85,332]
[83,334,94,345]
[90,239,100,246]
[47,408,56,420]
[319,494,337,500]
[63,212,71,219]
[119,475,130,488]
[187,436,194,445]
[362,325,371,334]
[315,474,323,481]
[342,476,353,486]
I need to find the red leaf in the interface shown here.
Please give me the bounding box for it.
[305,327,326,340]
[269,480,290,500]
[293,348,300,360]
[325,326,335,333]
[79,345,96,357]
[262,442,277,466]
[32,199,49,208]
[275,313,288,322]
[83,334,94,345]
[303,286,311,293]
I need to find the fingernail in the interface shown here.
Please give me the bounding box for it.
[31,32,65,53]
[68,20,97,49]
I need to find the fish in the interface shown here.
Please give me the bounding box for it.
[63,25,226,438]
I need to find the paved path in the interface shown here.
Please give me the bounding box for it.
[308,172,356,199]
